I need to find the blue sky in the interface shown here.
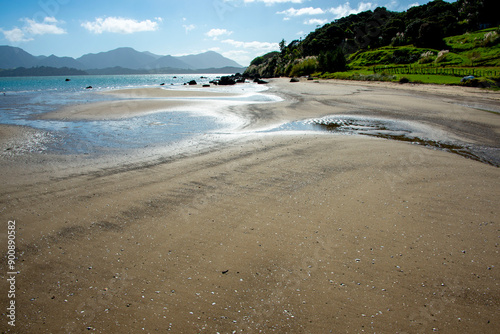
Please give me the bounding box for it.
[0,0,456,66]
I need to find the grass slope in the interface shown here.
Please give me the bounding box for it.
[318,27,500,87]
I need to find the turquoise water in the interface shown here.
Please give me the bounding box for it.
[0,74,272,155]
[0,74,223,94]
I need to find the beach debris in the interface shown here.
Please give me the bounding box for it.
[203,84,210,87]
[85,86,92,89]
[222,270,229,274]
[65,78,71,81]
[290,77,300,82]
[461,75,475,82]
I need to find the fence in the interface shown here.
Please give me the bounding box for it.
[373,66,500,78]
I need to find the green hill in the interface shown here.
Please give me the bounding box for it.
[244,0,499,87]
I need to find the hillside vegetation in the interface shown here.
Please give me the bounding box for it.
[244,0,499,87]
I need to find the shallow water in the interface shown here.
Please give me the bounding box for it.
[266,115,499,166]
[0,74,279,155]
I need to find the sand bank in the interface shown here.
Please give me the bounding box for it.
[103,87,237,99]
[0,79,499,333]
[39,87,239,120]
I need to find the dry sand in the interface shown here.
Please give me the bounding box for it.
[0,79,499,333]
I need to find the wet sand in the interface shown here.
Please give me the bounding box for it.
[0,79,499,333]
[39,87,239,120]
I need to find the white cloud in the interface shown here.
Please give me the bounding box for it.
[23,17,66,35]
[183,24,196,34]
[385,0,419,11]
[329,2,375,19]
[277,7,325,17]
[0,27,33,42]
[223,50,252,66]
[244,0,304,5]
[206,28,233,40]
[304,18,329,25]
[222,39,279,52]
[81,17,160,34]
[385,0,399,10]
[0,16,65,43]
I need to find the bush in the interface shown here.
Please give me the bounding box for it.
[482,31,499,47]
[250,56,264,66]
[435,50,450,63]
[289,57,318,77]
[418,50,435,64]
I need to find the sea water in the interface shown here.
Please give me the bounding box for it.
[0,74,276,155]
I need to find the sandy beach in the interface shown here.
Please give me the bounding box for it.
[1,79,499,333]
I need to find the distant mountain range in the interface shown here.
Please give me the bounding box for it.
[0,46,245,75]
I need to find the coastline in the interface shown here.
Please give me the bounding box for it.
[0,79,499,333]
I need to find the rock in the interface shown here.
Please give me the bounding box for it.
[254,79,268,84]
[202,84,210,87]
[218,76,236,85]
[188,80,197,85]
[160,83,165,86]
[85,86,92,89]
[65,78,70,82]
[290,77,300,82]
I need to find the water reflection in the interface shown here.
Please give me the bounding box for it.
[267,115,498,167]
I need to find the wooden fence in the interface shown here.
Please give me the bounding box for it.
[373,66,499,77]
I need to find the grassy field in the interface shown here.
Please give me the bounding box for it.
[394,74,462,85]
[313,69,497,87]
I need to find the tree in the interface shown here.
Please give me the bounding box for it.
[318,48,347,73]
[279,39,287,55]
[416,22,444,49]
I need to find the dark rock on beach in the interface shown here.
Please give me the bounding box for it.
[218,76,236,85]
[254,78,268,84]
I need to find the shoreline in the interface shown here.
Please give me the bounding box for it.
[0,79,499,333]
